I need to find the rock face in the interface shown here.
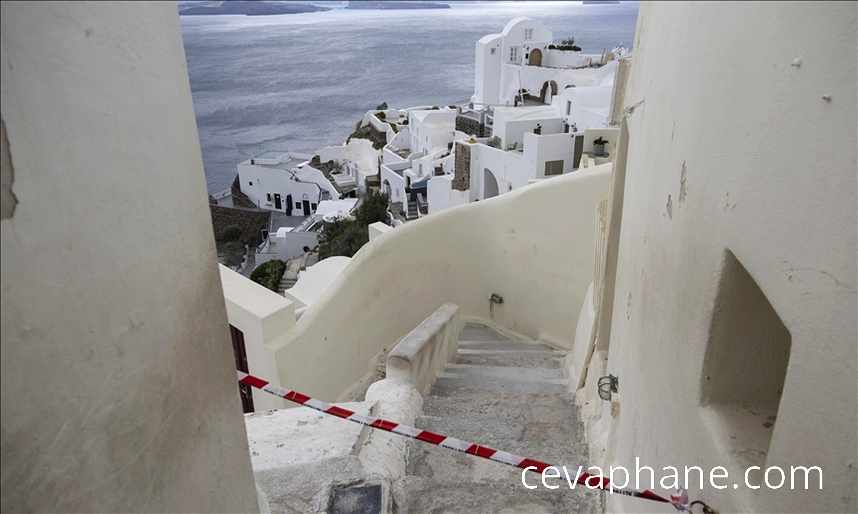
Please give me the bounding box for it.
[246,402,377,513]
[399,324,601,514]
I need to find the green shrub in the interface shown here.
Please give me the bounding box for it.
[487,136,502,148]
[375,111,386,120]
[221,240,246,267]
[221,224,242,242]
[375,101,388,110]
[250,260,287,291]
[355,190,390,227]
[318,191,390,259]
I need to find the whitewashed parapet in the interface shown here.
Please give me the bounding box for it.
[368,222,393,242]
[386,303,461,395]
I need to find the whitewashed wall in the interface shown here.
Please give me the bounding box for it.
[270,166,610,402]
[0,3,259,512]
[238,163,339,213]
[589,3,857,513]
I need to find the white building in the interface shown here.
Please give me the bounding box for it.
[255,198,358,268]
[316,137,381,195]
[473,17,622,108]
[381,107,460,219]
[237,151,350,216]
[420,18,628,215]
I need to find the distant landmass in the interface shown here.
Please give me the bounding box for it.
[180,1,331,16]
[346,1,450,10]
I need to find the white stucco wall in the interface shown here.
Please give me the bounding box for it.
[559,83,614,131]
[474,33,503,106]
[467,143,533,199]
[268,166,610,402]
[368,221,394,241]
[492,106,563,149]
[409,110,457,156]
[0,3,258,512]
[427,174,468,213]
[284,256,352,309]
[522,132,575,176]
[499,17,553,67]
[592,3,857,513]
[220,266,294,411]
[544,49,591,69]
[318,138,379,187]
[381,164,407,204]
[238,162,339,214]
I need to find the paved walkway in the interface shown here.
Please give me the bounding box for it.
[399,324,601,514]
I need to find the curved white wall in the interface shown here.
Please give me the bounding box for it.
[269,166,611,402]
[0,3,258,512]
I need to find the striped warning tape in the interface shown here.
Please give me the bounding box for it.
[238,371,713,513]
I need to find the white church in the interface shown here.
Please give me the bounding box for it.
[472,17,624,108]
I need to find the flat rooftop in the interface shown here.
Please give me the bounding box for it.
[241,151,308,169]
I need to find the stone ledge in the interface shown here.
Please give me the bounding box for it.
[386,303,461,395]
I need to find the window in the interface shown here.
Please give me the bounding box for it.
[524,28,533,40]
[544,160,564,176]
[509,46,519,63]
[311,203,317,211]
[490,47,496,55]
[248,181,253,186]
[266,193,272,201]
[566,101,572,116]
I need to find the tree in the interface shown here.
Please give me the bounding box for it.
[221,224,242,242]
[250,260,286,291]
[355,190,389,227]
[318,191,390,259]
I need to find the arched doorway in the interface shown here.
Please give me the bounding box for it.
[528,48,543,66]
[483,168,499,199]
[540,80,558,104]
[382,179,392,200]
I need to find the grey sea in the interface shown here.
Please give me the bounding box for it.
[180,1,639,192]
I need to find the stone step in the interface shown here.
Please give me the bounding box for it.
[455,349,565,369]
[399,476,601,514]
[458,340,557,352]
[440,364,564,383]
[431,374,567,396]
[398,321,598,514]
[459,324,512,342]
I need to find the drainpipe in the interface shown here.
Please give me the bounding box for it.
[288,169,325,204]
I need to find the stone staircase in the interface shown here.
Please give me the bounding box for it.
[399,323,600,514]
[277,274,297,295]
[406,197,419,220]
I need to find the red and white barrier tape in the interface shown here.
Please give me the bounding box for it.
[238,371,714,513]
